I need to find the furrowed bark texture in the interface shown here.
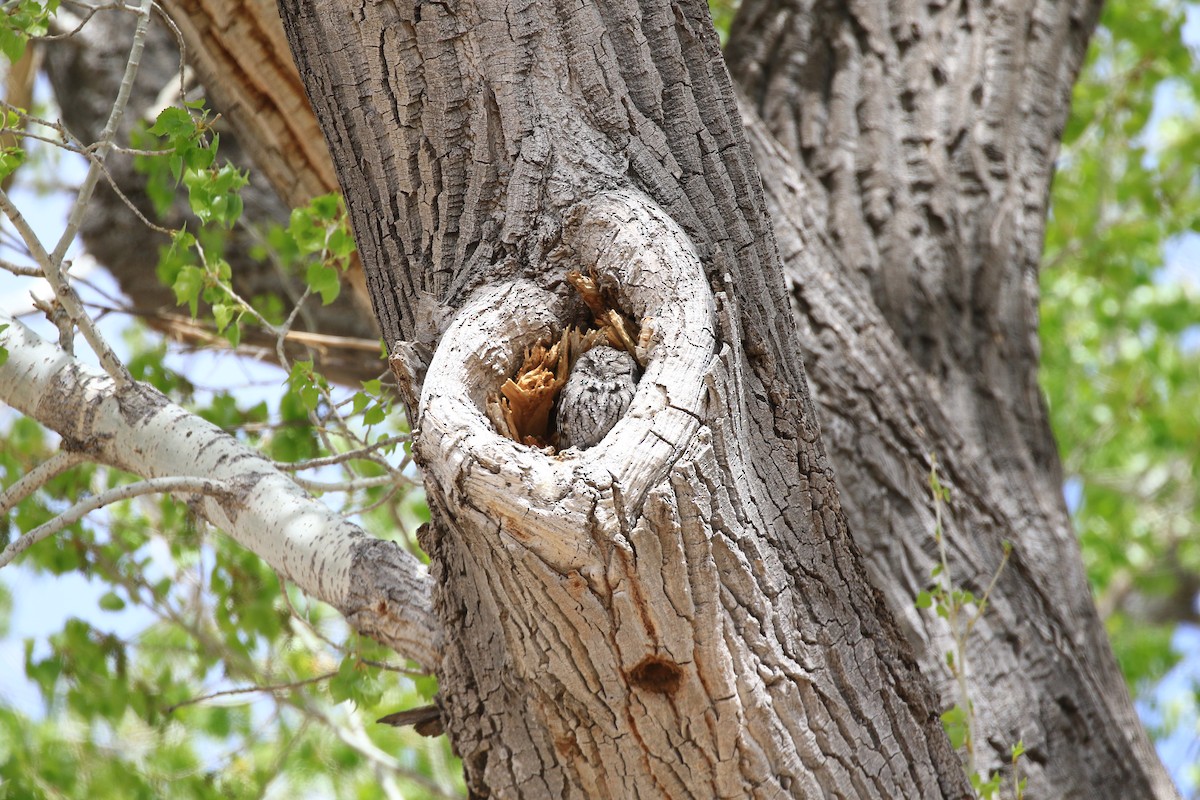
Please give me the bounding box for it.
[0,313,438,669]
[729,1,1176,797]
[277,0,969,797]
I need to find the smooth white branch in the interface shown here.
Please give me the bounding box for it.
[0,312,439,669]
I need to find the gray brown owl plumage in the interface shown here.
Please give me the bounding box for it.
[556,346,639,449]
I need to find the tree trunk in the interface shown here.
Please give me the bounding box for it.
[275,0,970,797]
[35,0,1181,796]
[728,2,1175,796]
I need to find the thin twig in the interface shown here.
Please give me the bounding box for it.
[81,302,384,354]
[0,0,155,386]
[343,481,402,517]
[297,696,460,800]
[0,476,230,568]
[76,148,174,234]
[148,1,189,108]
[164,670,338,714]
[360,658,428,677]
[0,257,40,276]
[50,0,154,268]
[275,435,409,471]
[0,451,87,517]
[0,101,73,136]
[292,473,408,494]
[275,572,347,652]
[47,0,141,41]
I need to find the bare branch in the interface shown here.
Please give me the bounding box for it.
[291,473,409,494]
[0,475,230,568]
[0,450,87,517]
[52,0,154,266]
[275,435,409,471]
[164,670,339,714]
[0,257,41,277]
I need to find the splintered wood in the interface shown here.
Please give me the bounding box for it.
[488,332,570,446]
[566,270,640,358]
[488,327,609,446]
[488,270,641,447]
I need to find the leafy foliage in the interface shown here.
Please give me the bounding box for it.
[0,11,453,795]
[0,0,58,62]
[1041,0,1200,690]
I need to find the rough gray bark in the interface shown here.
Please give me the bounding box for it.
[277,0,971,797]
[727,2,1176,797]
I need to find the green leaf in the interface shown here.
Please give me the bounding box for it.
[172,265,205,318]
[212,302,236,333]
[184,164,248,227]
[0,0,59,62]
[0,146,26,183]
[970,771,1002,799]
[329,657,382,709]
[414,673,439,701]
[363,404,386,426]
[305,262,341,305]
[286,360,323,412]
[0,28,25,63]
[940,703,968,750]
[148,107,195,139]
[98,592,126,612]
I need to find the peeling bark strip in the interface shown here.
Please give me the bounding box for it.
[0,313,438,671]
[157,0,337,206]
[42,8,381,387]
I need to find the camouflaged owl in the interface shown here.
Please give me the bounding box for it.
[556,346,639,449]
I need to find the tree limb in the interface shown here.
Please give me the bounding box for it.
[0,450,86,517]
[0,311,440,670]
[0,475,231,567]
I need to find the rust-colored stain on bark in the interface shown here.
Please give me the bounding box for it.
[627,656,682,695]
[553,733,583,760]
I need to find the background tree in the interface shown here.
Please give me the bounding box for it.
[0,0,1197,797]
